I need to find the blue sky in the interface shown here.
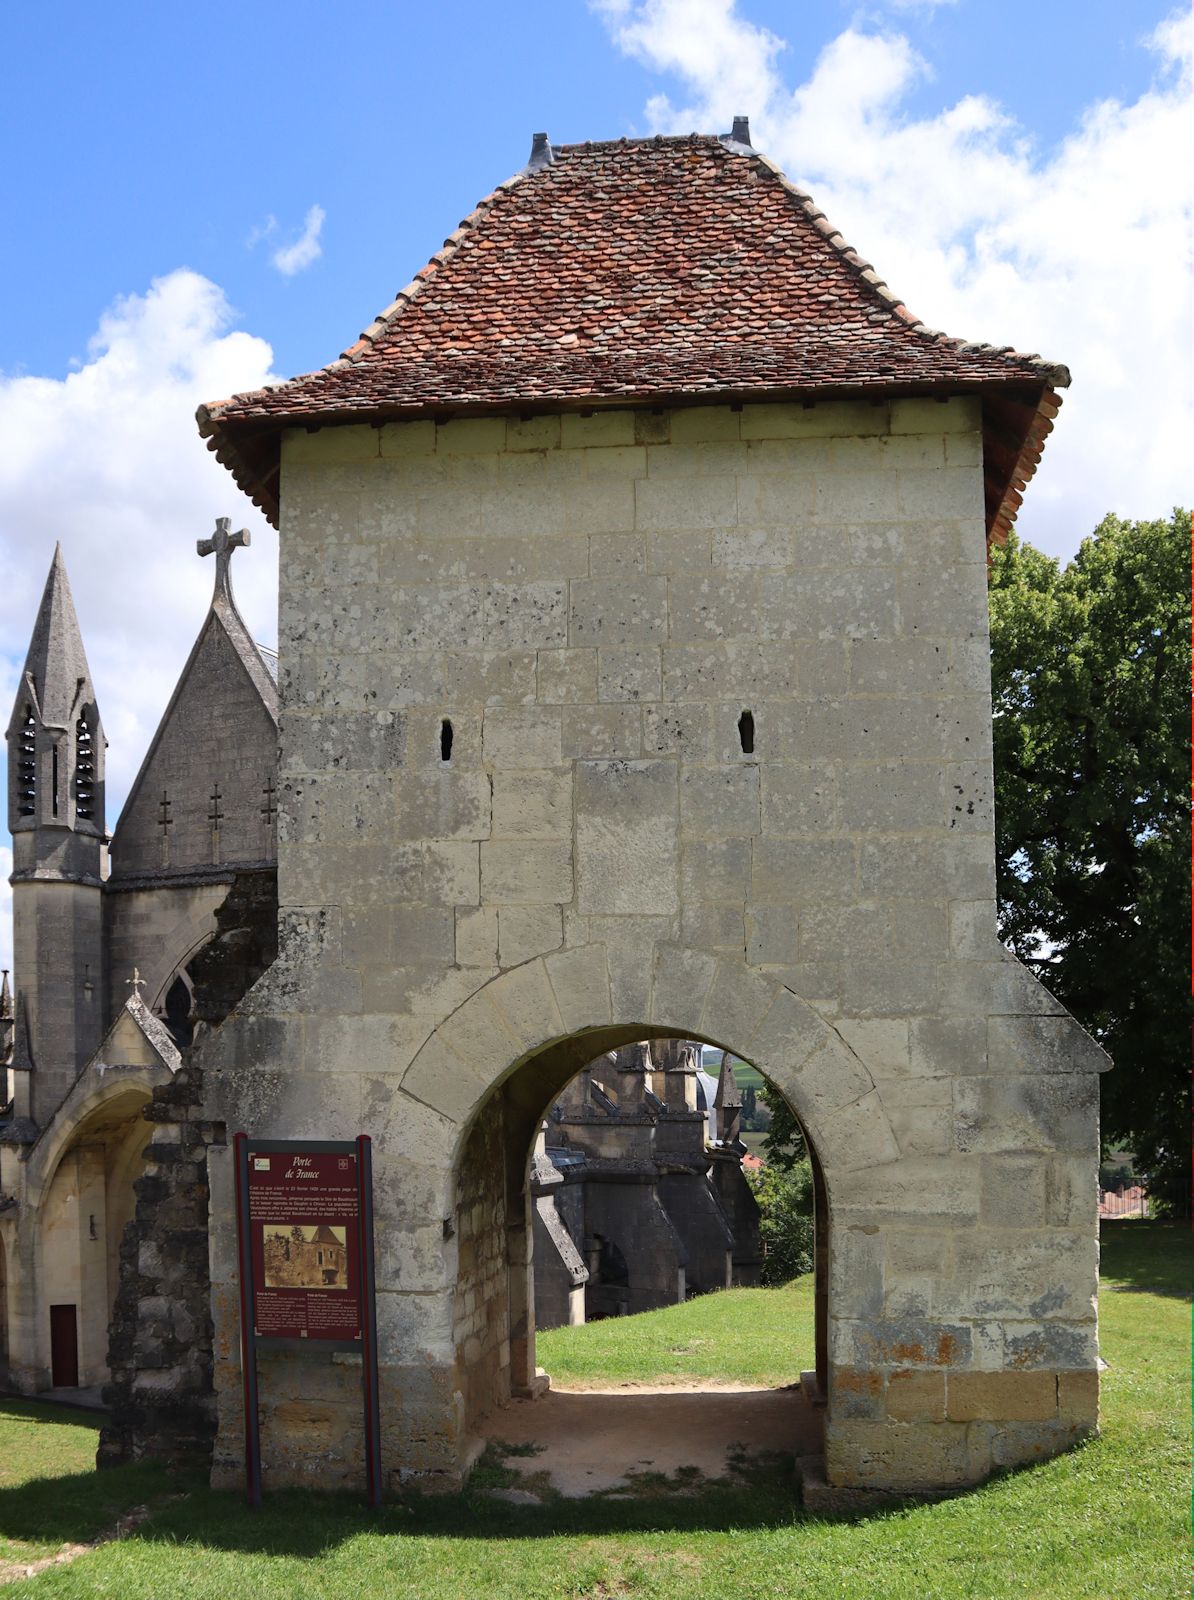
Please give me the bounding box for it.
[0,0,1190,971]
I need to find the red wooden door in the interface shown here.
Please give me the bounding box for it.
[49,1304,79,1387]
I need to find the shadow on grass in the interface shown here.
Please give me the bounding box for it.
[1099,1221,1192,1299]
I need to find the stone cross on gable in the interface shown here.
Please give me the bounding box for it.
[197,517,251,604]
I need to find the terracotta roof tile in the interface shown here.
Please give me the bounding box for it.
[199,134,1068,533]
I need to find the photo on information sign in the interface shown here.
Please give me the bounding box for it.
[261,1224,348,1290]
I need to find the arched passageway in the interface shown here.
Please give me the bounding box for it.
[451,1023,833,1472]
[33,1089,151,1391]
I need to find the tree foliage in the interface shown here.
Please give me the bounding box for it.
[988,510,1191,1210]
[744,1156,814,1284]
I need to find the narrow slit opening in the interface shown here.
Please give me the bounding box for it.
[51,745,59,816]
[440,719,454,763]
[738,710,755,755]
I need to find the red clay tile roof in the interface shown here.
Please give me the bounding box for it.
[199,133,1068,535]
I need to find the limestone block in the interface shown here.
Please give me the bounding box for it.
[899,467,984,522]
[643,704,712,762]
[978,1155,1049,1228]
[761,762,839,835]
[947,1370,1058,1423]
[560,411,636,449]
[361,963,491,1020]
[751,839,857,905]
[849,638,953,695]
[560,705,641,759]
[480,706,563,769]
[384,840,479,905]
[833,1019,911,1080]
[383,534,587,586]
[810,1086,899,1174]
[589,533,646,575]
[360,1083,457,1175]
[951,1229,1096,1321]
[954,1074,1099,1155]
[579,444,647,480]
[505,415,560,452]
[835,1156,980,1227]
[838,761,944,833]
[948,899,998,960]
[747,986,827,1083]
[598,647,661,702]
[886,1369,947,1422]
[680,765,760,838]
[563,473,635,530]
[647,529,712,574]
[283,423,379,465]
[890,397,979,435]
[545,944,612,1032]
[480,841,573,905]
[480,483,566,539]
[740,400,889,440]
[394,771,491,841]
[491,768,571,840]
[1057,1369,1099,1424]
[651,944,719,1031]
[575,760,678,916]
[437,418,506,455]
[681,837,752,903]
[881,1077,955,1158]
[886,1229,955,1278]
[664,641,800,703]
[733,474,818,530]
[746,905,800,967]
[990,1419,1092,1469]
[456,905,498,967]
[1004,1322,1098,1371]
[835,1227,885,1318]
[945,434,983,467]
[987,961,1067,1016]
[987,1014,1111,1076]
[378,419,436,457]
[498,906,563,966]
[536,648,597,703]
[595,915,677,1020]
[400,1033,490,1126]
[1045,1153,1098,1228]
[634,475,737,531]
[683,904,747,951]
[489,961,565,1053]
[827,1418,979,1491]
[668,407,742,444]
[909,1017,987,1077]
[668,572,761,640]
[483,582,569,650]
[568,576,669,644]
[766,569,902,643]
[699,960,778,1054]
[900,566,989,639]
[828,1367,886,1421]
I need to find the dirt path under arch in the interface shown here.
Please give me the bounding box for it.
[481,1382,822,1498]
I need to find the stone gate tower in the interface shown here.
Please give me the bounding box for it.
[177,126,1108,1496]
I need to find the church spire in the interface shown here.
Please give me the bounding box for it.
[6,544,105,836]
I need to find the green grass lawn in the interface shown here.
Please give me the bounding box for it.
[0,1222,1187,1599]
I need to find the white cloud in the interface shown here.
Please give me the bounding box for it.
[272,205,326,276]
[594,2,1194,559]
[0,269,277,972]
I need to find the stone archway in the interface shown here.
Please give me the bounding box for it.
[387,943,897,1484]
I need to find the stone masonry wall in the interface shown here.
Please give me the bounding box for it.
[193,396,1108,1495]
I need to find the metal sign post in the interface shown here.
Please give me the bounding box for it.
[232,1133,382,1508]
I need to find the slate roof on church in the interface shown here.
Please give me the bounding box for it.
[199,132,1067,541]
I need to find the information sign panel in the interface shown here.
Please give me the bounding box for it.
[246,1147,361,1343]
[233,1134,382,1509]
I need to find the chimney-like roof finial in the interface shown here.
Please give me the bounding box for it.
[726,115,752,149]
[526,131,554,172]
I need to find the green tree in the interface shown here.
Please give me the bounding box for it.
[745,1157,815,1284]
[988,510,1191,1212]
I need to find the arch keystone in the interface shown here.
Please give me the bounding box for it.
[649,944,717,1031]
[545,944,611,1032]
[700,959,779,1051]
